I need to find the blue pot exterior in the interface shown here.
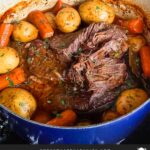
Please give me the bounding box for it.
[1,99,150,144]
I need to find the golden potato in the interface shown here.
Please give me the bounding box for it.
[128,36,146,52]
[55,7,81,33]
[44,12,56,29]
[0,47,19,74]
[13,21,38,42]
[79,0,115,24]
[0,88,37,119]
[116,88,148,115]
[101,110,120,122]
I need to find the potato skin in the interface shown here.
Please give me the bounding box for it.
[55,7,81,33]
[128,36,146,52]
[79,0,115,24]
[101,110,119,122]
[0,47,19,74]
[116,88,148,115]
[13,21,38,42]
[0,88,37,119]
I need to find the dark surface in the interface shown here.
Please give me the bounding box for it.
[1,114,150,144]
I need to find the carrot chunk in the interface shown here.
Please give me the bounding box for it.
[0,23,13,47]
[47,109,77,126]
[0,67,25,90]
[28,10,54,39]
[140,46,150,78]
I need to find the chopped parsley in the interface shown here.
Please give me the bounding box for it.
[27,57,32,63]
[60,99,66,105]
[43,39,49,49]
[77,48,83,55]
[55,113,62,118]
[125,80,133,88]
[6,76,14,87]
[47,99,52,104]
[59,42,66,48]
[19,102,26,107]
[51,112,62,118]
[35,50,40,56]
[30,46,36,51]
[59,80,64,87]
[96,6,100,10]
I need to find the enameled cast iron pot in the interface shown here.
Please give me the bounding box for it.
[1,0,150,144]
[1,100,150,144]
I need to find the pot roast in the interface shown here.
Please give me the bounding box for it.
[11,22,137,113]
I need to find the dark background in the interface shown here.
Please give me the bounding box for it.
[1,115,150,144]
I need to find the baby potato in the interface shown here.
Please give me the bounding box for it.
[55,7,81,33]
[116,88,148,115]
[0,47,19,74]
[79,0,115,24]
[128,36,146,52]
[101,110,120,122]
[0,88,37,119]
[13,21,38,42]
[44,12,56,30]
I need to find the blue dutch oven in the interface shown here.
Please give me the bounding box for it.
[0,99,150,144]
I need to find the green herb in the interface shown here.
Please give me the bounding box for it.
[44,38,49,43]
[125,80,133,88]
[7,69,11,73]
[47,99,52,104]
[77,48,83,55]
[59,42,66,48]
[56,113,62,118]
[59,80,64,87]
[135,57,140,67]
[6,76,14,87]
[51,111,62,118]
[27,57,32,63]
[31,46,36,51]
[19,102,26,107]
[60,99,66,105]
[96,6,100,10]
[35,50,40,56]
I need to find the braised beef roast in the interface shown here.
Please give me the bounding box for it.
[11,22,137,113]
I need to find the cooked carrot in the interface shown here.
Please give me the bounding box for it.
[120,18,144,34]
[128,18,144,34]
[0,67,25,90]
[140,46,150,78]
[51,0,63,14]
[0,23,13,47]
[28,10,54,39]
[47,109,77,126]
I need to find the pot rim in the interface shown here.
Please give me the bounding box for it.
[1,98,150,130]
